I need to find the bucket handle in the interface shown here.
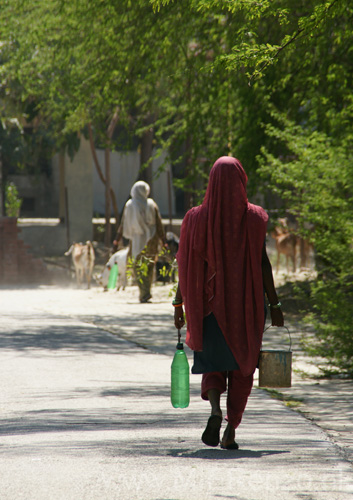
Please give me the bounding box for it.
[263,325,292,351]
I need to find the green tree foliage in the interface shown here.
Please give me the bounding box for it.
[1,0,273,197]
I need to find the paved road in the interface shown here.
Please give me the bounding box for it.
[0,284,352,499]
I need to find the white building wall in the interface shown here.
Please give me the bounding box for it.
[65,137,93,242]
[92,149,175,217]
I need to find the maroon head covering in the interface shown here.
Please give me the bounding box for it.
[176,156,268,376]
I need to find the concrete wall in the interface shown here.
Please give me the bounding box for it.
[7,173,59,218]
[17,219,68,256]
[16,137,94,257]
[8,139,176,257]
[65,137,93,244]
[92,149,175,217]
[10,141,175,223]
[0,217,49,283]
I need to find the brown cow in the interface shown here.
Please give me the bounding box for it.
[65,241,95,289]
[270,218,297,273]
[270,218,313,273]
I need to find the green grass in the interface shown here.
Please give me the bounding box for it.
[261,388,304,409]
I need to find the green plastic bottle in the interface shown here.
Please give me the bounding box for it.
[171,340,190,408]
[107,263,118,290]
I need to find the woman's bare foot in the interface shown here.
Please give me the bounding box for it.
[201,414,223,447]
[220,423,238,449]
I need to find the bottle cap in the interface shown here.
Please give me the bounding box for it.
[176,342,184,350]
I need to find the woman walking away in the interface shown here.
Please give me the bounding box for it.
[114,181,166,303]
[173,156,283,449]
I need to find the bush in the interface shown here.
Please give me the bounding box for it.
[258,110,353,376]
[304,279,353,376]
[5,182,22,217]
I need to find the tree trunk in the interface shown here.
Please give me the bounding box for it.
[139,115,154,195]
[87,120,120,246]
[184,136,193,211]
[0,157,3,216]
[104,147,111,248]
[58,151,66,222]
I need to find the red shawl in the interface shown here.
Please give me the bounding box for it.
[176,156,268,377]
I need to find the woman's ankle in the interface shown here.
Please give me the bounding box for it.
[207,389,222,417]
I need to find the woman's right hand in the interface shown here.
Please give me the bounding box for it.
[174,305,185,330]
[270,307,284,327]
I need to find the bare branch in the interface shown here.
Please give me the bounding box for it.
[88,123,105,184]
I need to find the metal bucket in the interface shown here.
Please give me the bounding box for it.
[258,326,292,388]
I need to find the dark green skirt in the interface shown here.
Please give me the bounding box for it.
[191,313,239,374]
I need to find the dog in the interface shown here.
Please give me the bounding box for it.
[65,241,95,289]
[95,247,129,290]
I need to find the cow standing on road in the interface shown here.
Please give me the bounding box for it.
[65,241,95,289]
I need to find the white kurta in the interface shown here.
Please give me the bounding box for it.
[122,181,157,258]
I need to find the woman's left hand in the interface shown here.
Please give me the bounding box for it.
[174,305,185,330]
